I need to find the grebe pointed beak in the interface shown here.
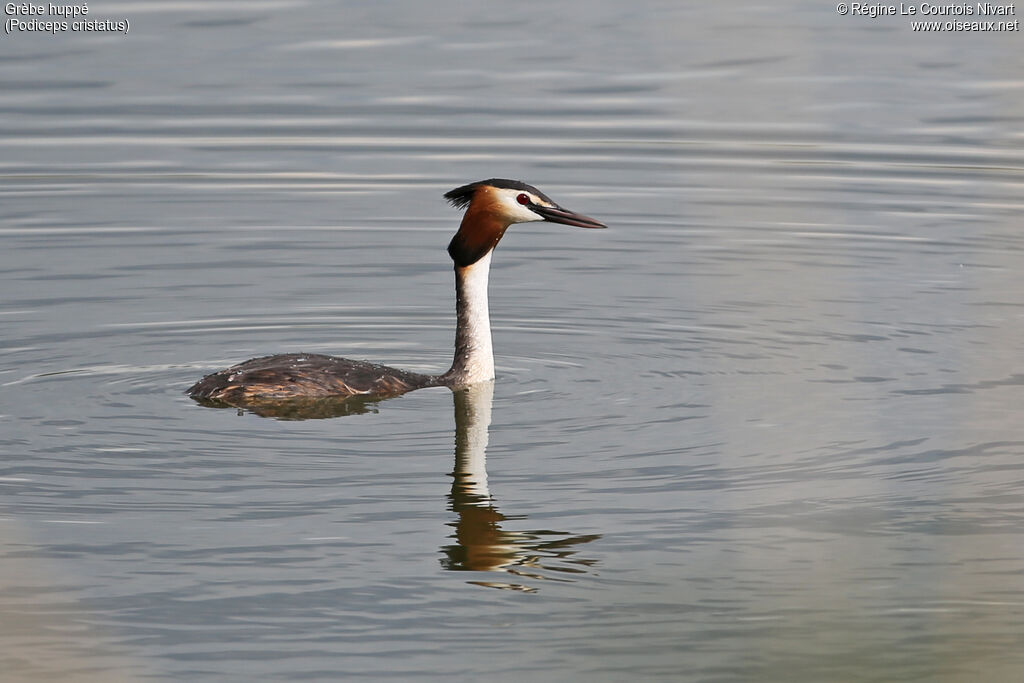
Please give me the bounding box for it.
[531,203,607,229]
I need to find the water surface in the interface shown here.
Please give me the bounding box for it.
[3,1,1024,680]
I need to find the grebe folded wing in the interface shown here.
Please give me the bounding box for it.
[187,353,441,403]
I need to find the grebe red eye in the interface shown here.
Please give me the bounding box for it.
[516,193,530,205]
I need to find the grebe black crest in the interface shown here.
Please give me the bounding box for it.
[186,179,605,412]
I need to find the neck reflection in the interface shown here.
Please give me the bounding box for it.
[440,382,600,591]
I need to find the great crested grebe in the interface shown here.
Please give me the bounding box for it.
[186,179,605,408]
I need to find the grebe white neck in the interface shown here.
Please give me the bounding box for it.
[443,250,494,386]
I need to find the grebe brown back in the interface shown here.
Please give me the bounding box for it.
[186,179,606,409]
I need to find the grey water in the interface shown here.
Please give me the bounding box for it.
[3,1,1024,680]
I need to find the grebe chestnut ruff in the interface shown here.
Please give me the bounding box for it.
[186,179,606,408]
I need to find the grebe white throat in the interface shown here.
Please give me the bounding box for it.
[443,249,495,386]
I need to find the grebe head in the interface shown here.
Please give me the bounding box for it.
[444,178,606,267]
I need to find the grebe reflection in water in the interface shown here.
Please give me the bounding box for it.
[441,381,601,590]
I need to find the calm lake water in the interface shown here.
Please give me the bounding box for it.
[3,1,1024,680]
